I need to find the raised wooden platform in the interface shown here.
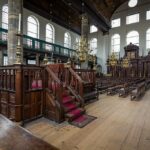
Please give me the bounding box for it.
[0,115,58,150]
[26,92,150,150]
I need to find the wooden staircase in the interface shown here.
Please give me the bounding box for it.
[62,88,85,122]
[44,64,97,127]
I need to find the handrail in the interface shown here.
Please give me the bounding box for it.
[69,68,84,83]
[0,27,76,57]
[65,67,84,98]
[45,66,62,85]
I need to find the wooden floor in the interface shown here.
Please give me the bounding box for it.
[25,92,150,150]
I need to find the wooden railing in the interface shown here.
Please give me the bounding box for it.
[0,65,22,121]
[45,65,64,122]
[64,67,96,101]
[0,66,16,91]
[74,69,96,84]
[66,67,84,98]
[0,27,76,57]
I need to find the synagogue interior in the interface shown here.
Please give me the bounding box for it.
[1,0,150,150]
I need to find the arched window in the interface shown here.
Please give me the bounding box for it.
[111,34,120,53]
[146,29,150,52]
[90,38,97,55]
[27,16,39,38]
[64,32,71,48]
[126,31,139,46]
[27,16,39,48]
[2,5,8,41]
[45,24,55,51]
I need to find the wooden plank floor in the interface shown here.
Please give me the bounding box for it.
[25,92,150,150]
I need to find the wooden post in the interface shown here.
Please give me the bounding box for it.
[15,65,22,121]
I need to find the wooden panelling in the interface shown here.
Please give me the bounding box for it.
[9,93,16,104]
[23,90,43,120]
[0,102,8,117]
[0,91,8,103]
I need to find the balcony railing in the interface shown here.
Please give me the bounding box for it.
[0,27,76,57]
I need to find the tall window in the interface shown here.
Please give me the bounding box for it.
[146,10,150,20]
[74,38,80,49]
[111,34,120,53]
[90,25,98,33]
[3,56,8,66]
[27,16,39,48]
[146,29,150,52]
[90,38,97,55]
[111,18,121,28]
[126,31,139,46]
[45,24,55,51]
[2,5,8,41]
[64,32,71,48]
[126,13,139,24]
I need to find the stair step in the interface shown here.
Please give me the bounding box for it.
[65,108,85,122]
[63,102,80,112]
[63,96,75,104]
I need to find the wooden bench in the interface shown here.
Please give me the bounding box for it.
[0,115,59,150]
[130,82,146,100]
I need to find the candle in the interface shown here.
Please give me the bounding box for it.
[18,13,21,33]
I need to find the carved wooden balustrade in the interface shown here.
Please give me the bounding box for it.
[44,65,64,122]
[64,67,97,102]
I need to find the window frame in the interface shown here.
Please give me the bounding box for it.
[126,13,139,25]
[111,34,120,53]
[111,18,121,28]
[126,30,139,46]
[146,10,150,20]
[64,32,71,48]
[27,15,39,39]
[90,38,98,55]
[2,4,8,30]
[146,29,150,51]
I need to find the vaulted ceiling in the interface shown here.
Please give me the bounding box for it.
[24,0,128,34]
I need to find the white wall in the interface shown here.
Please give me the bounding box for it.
[89,0,150,73]
[110,0,150,57]
[0,0,80,48]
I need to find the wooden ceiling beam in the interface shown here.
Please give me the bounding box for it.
[24,1,81,34]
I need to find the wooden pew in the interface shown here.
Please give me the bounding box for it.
[130,82,146,100]
[118,82,135,98]
[0,115,58,150]
[145,79,150,90]
[107,85,122,95]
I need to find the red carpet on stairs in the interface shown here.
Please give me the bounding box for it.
[62,90,96,128]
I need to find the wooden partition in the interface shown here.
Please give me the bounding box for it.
[0,65,44,122]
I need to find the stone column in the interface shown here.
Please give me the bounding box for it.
[8,0,23,65]
[36,53,40,66]
[81,13,89,40]
[80,13,89,69]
